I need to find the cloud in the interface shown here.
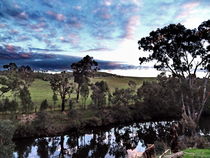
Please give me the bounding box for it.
[46,11,66,21]
[0,45,139,71]
[83,48,112,52]
[124,16,140,39]
[176,1,200,19]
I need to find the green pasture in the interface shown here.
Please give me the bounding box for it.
[1,74,155,109]
[183,148,210,158]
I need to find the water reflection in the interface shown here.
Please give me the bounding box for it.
[13,121,172,158]
[13,119,210,158]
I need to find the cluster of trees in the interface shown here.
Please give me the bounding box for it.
[0,63,34,113]
[138,19,210,136]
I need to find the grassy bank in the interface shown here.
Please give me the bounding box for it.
[13,103,178,139]
[183,148,210,158]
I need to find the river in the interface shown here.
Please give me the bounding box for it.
[13,117,210,158]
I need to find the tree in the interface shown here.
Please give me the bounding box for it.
[52,92,58,111]
[80,83,89,109]
[91,81,109,108]
[138,21,210,136]
[112,88,136,106]
[50,71,75,111]
[136,73,181,118]
[71,55,98,102]
[0,120,16,158]
[40,99,49,111]
[19,86,34,113]
[0,63,34,113]
[128,80,137,90]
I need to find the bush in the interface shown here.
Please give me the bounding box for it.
[40,99,49,111]
[0,120,16,158]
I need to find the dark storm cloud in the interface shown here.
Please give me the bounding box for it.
[0,45,139,70]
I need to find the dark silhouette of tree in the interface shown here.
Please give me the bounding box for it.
[52,92,58,111]
[137,73,181,119]
[128,80,137,90]
[80,83,89,109]
[91,81,109,108]
[19,86,34,113]
[40,99,49,111]
[0,120,16,158]
[50,71,75,111]
[138,21,210,136]
[3,63,18,71]
[71,55,98,102]
[36,138,49,158]
[0,63,34,113]
[112,88,135,106]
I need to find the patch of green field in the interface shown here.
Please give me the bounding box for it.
[92,76,155,91]
[30,76,155,107]
[183,148,210,158]
[1,74,155,109]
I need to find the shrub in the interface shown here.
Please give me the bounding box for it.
[40,99,49,111]
[0,120,16,158]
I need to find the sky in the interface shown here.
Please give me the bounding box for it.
[0,0,210,76]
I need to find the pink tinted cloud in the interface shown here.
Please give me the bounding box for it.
[0,24,6,28]
[20,53,31,59]
[74,6,82,10]
[18,36,30,41]
[104,0,112,6]
[59,33,80,46]
[101,13,112,19]
[18,12,28,19]
[176,1,200,19]
[30,22,47,32]
[47,11,66,21]
[67,17,82,28]
[125,15,140,39]
[182,1,200,9]
[10,29,19,34]
[5,44,15,52]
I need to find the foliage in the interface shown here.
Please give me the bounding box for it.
[52,92,58,110]
[71,55,98,101]
[80,83,89,109]
[50,71,75,111]
[91,81,109,108]
[137,73,181,118]
[128,80,137,89]
[0,98,18,113]
[40,99,49,111]
[0,120,16,158]
[138,20,210,136]
[0,63,34,113]
[112,88,136,106]
[19,86,34,113]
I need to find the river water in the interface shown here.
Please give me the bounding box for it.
[13,118,210,158]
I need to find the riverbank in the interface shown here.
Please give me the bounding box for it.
[13,104,179,139]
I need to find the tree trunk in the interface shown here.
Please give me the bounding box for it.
[59,136,65,158]
[61,97,65,112]
[76,84,80,102]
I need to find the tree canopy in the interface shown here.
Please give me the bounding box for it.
[138,22,210,77]
[138,19,210,136]
[71,55,98,102]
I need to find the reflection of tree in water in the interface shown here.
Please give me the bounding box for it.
[199,117,210,136]
[70,131,110,158]
[14,138,35,158]
[14,121,179,158]
[49,137,60,155]
[137,122,172,148]
[36,138,49,158]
